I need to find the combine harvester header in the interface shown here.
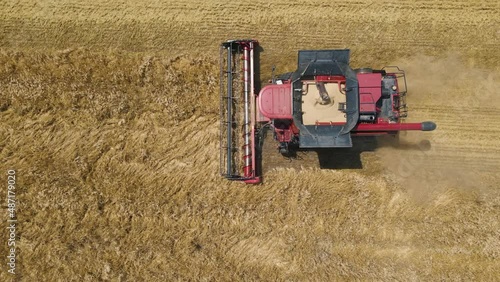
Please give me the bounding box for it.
[219,39,436,184]
[219,40,261,184]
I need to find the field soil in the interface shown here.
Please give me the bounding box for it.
[1,0,499,281]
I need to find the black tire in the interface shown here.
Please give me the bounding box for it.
[354,68,373,74]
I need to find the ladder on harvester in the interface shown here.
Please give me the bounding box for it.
[383,66,409,119]
[219,40,261,184]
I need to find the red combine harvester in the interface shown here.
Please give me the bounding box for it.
[219,39,436,184]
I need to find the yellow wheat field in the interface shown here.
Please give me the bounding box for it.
[0,0,499,281]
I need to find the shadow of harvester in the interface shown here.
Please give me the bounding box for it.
[259,131,432,173]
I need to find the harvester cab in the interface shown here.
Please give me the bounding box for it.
[219,39,436,184]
